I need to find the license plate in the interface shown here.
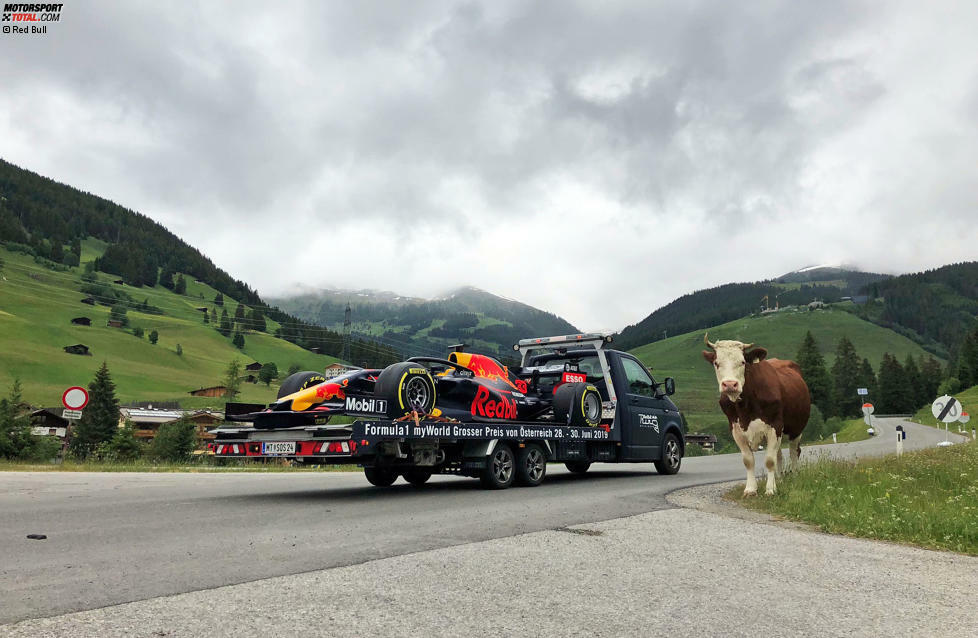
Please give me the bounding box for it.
[262,441,296,456]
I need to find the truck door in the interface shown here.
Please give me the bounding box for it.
[616,355,666,461]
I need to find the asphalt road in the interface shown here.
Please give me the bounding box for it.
[0,418,966,625]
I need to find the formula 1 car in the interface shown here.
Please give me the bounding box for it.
[230,345,605,430]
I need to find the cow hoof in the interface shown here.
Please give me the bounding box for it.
[743,488,757,497]
[766,488,776,495]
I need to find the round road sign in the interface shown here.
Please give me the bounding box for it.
[862,403,874,415]
[960,411,970,424]
[931,395,961,423]
[62,386,89,410]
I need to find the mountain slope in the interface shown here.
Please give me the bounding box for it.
[270,285,579,359]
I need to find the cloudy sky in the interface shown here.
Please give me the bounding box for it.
[2,0,977,330]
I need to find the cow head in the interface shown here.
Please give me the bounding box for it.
[702,334,767,401]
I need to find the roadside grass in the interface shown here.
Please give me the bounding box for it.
[809,417,871,445]
[0,459,360,473]
[910,384,978,433]
[728,440,978,555]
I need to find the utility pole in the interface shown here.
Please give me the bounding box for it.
[342,302,351,362]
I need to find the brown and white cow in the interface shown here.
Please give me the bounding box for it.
[702,335,811,495]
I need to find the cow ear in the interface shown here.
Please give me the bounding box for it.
[745,347,767,363]
[702,350,716,364]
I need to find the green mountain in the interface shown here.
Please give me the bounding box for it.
[615,266,890,351]
[269,285,579,361]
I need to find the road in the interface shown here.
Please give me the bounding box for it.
[0,418,968,628]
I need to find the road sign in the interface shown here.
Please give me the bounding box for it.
[62,409,83,420]
[960,411,970,424]
[862,403,874,415]
[931,395,961,423]
[857,388,868,396]
[62,386,89,410]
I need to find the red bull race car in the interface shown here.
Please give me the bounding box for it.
[231,339,609,430]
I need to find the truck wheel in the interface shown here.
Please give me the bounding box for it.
[515,444,547,487]
[364,467,398,487]
[375,362,437,418]
[565,461,591,475]
[654,433,683,475]
[480,443,515,489]
[403,468,432,486]
[553,383,602,427]
[277,371,328,399]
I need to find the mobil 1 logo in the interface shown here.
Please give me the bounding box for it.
[345,395,388,416]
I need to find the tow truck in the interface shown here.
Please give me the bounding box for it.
[209,333,686,489]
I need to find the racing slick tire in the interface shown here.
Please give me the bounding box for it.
[553,383,602,427]
[277,371,327,399]
[515,444,547,487]
[364,466,399,487]
[403,468,433,486]
[375,362,437,418]
[480,443,516,489]
[564,461,591,475]
[653,433,683,475]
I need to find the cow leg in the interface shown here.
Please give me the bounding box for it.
[776,442,784,477]
[764,427,780,495]
[788,434,802,472]
[730,425,758,496]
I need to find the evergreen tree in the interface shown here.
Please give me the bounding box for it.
[0,380,34,459]
[920,356,943,402]
[877,354,913,413]
[50,240,64,263]
[70,237,81,257]
[250,307,266,332]
[830,336,862,417]
[796,331,833,416]
[234,303,246,325]
[147,418,197,461]
[858,358,878,401]
[209,307,217,324]
[214,292,224,307]
[69,362,120,457]
[957,328,978,388]
[801,405,825,443]
[203,310,209,324]
[133,326,144,338]
[223,360,242,399]
[174,273,187,295]
[232,332,245,349]
[104,420,143,461]
[141,254,159,287]
[176,343,183,356]
[219,309,232,336]
[149,330,159,345]
[903,354,924,410]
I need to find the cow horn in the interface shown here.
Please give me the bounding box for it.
[704,333,717,349]
[741,342,754,350]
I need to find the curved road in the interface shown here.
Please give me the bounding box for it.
[0,418,967,625]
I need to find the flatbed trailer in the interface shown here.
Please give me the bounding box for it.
[210,334,687,489]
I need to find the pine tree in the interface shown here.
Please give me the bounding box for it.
[50,240,64,263]
[903,354,924,410]
[219,309,232,337]
[232,332,245,349]
[957,327,978,388]
[877,354,913,413]
[0,379,33,459]
[147,418,197,461]
[174,274,187,295]
[214,292,224,307]
[796,331,833,416]
[69,362,120,457]
[149,330,159,345]
[830,336,862,417]
[176,343,183,356]
[858,358,878,401]
[223,360,242,399]
[105,420,143,461]
[234,303,246,325]
[70,237,81,257]
[920,356,943,402]
[209,307,217,324]
[250,308,266,332]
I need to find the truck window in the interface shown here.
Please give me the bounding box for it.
[621,357,655,398]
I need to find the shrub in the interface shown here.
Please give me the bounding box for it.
[147,418,197,461]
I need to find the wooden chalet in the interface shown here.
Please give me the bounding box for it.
[189,385,227,398]
[63,344,91,356]
[107,320,124,328]
[119,408,223,441]
[71,317,92,326]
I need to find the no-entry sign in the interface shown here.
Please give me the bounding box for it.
[62,386,89,410]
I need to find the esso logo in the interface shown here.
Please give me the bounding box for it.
[562,372,586,384]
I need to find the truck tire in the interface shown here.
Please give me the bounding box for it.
[403,468,432,486]
[364,466,398,487]
[553,383,602,427]
[375,362,437,418]
[565,461,591,475]
[480,443,515,489]
[277,371,327,399]
[515,444,547,487]
[653,433,683,475]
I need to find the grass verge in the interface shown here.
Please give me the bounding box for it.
[0,459,360,473]
[727,440,978,555]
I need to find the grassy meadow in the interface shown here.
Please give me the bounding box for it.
[0,243,341,408]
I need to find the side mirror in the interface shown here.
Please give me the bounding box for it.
[662,377,676,396]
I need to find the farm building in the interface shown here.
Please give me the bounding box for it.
[70,317,92,326]
[80,297,96,305]
[63,344,91,356]
[244,362,264,372]
[189,385,227,398]
[30,409,71,449]
[107,320,124,328]
[118,408,223,441]
[324,363,360,378]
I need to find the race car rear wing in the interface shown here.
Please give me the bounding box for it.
[514,333,618,405]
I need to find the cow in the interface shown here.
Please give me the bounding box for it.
[702,334,811,496]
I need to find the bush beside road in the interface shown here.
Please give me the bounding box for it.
[730,439,978,555]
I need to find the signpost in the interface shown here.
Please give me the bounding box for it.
[895,424,905,457]
[862,402,875,435]
[931,395,960,447]
[857,388,868,396]
[61,386,88,421]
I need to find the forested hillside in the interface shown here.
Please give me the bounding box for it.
[0,160,400,366]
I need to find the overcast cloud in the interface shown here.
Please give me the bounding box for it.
[2,0,977,330]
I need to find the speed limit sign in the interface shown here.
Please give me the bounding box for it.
[932,395,961,423]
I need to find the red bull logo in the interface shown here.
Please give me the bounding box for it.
[471,385,518,420]
[315,383,345,401]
